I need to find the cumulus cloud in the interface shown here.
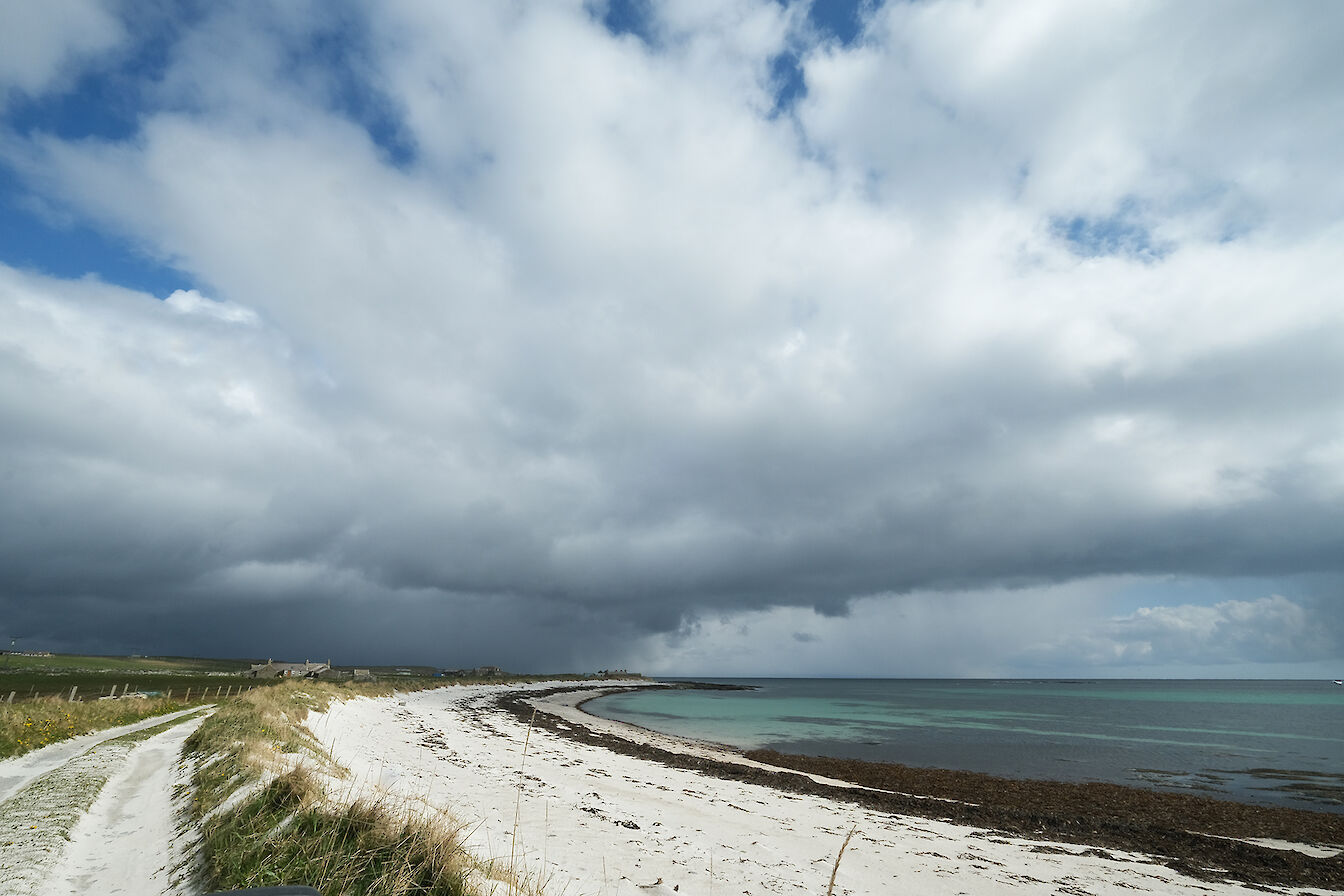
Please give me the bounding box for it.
[636,586,1119,677]
[1022,595,1342,670]
[0,2,1342,670]
[163,289,259,325]
[800,1,1344,234]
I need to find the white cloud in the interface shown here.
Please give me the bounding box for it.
[1024,595,1339,669]
[0,264,329,502]
[164,289,259,325]
[799,0,1344,234]
[0,1,123,101]
[1,2,1343,667]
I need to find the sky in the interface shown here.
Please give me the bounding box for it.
[0,0,1341,677]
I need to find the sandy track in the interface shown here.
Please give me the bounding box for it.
[0,709,208,896]
[0,708,207,807]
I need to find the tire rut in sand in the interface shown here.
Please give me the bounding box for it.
[0,710,207,896]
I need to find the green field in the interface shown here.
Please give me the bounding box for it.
[0,652,620,702]
[1,653,246,673]
[0,653,258,701]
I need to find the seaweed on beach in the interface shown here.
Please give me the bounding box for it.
[496,684,1344,891]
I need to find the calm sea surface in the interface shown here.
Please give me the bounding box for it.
[583,679,1344,812]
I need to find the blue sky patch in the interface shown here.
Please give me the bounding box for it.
[277,10,416,168]
[770,51,807,115]
[591,0,869,55]
[0,166,192,296]
[1051,205,1171,261]
[593,0,657,45]
[2,3,190,143]
[5,68,143,143]
[0,2,414,295]
[805,0,868,46]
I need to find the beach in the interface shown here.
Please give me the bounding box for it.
[307,681,1344,896]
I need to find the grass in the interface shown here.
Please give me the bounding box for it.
[199,770,474,895]
[183,678,511,896]
[0,693,229,758]
[0,651,265,710]
[0,652,615,702]
[0,651,287,760]
[0,670,262,702]
[0,652,247,673]
[1,666,605,894]
[0,652,261,703]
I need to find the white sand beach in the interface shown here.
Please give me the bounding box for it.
[306,682,1331,896]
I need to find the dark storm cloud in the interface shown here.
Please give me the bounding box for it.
[1,1,1343,672]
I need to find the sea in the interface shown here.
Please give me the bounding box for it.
[583,678,1344,813]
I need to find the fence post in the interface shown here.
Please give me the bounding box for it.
[166,689,173,701]
[110,684,118,698]
[69,685,78,702]
[6,691,13,704]
[185,688,192,701]
[124,683,130,696]
[215,686,221,697]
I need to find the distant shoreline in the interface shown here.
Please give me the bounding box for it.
[570,676,1344,812]
[498,681,1344,890]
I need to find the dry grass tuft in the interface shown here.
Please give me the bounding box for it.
[825,826,858,896]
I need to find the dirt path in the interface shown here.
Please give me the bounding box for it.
[0,708,209,896]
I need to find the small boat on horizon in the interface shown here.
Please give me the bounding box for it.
[1334,679,1343,685]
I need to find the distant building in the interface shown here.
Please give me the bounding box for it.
[247,658,331,679]
[441,666,504,678]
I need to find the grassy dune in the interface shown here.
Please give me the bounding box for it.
[184,679,538,896]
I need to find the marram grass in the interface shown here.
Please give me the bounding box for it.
[184,679,524,896]
[199,769,473,896]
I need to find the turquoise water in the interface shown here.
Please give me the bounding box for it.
[583,679,1344,812]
